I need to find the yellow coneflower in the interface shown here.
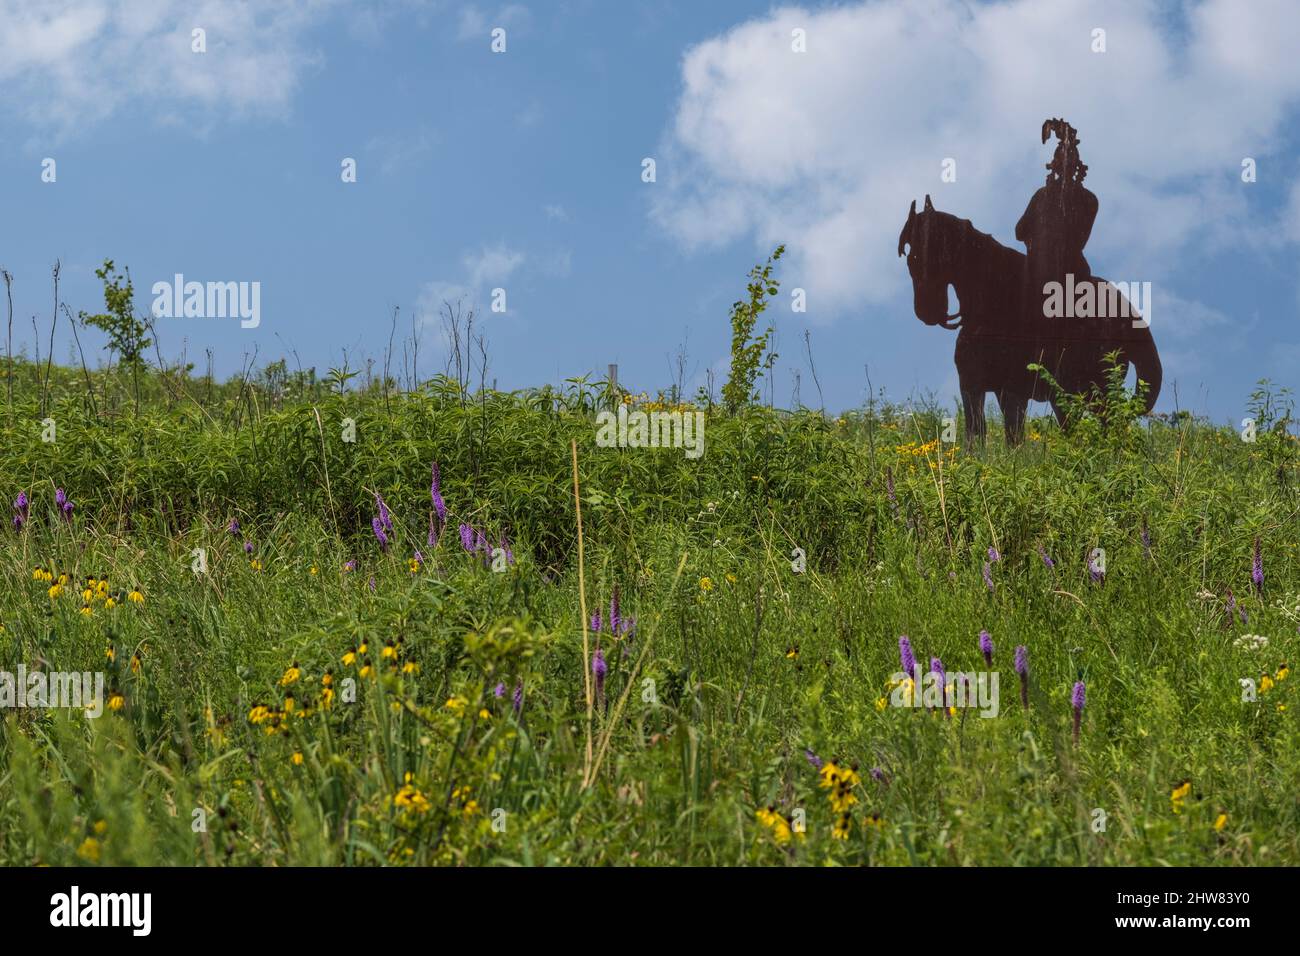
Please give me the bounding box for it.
[357,641,369,655]
[48,583,64,599]
[321,671,333,687]
[1171,780,1191,813]
[832,812,852,840]
[1260,673,1275,693]
[380,642,397,660]
[92,819,108,836]
[444,695,467,716]
[58,573,69,585]
[282,695,295,714]
[127,588,144,605]
[865,812,885,829]
[81,587,94,603]
[478,708,491,720]
[341,648,357,666]
[32,566,46,581]
[401,660,419,674]
[107,692,125,711]
[79,606,93,617]
[358,660,374,679]
[130,652,142,675]
[875,696,888,712]
[249,559,262,572]
[96,579,108,597]
[321,686,335,708]
[104,597,117,609]
[279,663,301,686]
[290,752,304,766]
[1276,664,1289,682]
[1214,812,1228,832]
[725,572,737,584]
[309,564,319,575]
[247,704,272,724]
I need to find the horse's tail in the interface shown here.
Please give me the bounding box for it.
[1126,324,1162,413]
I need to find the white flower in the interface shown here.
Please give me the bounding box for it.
[1233,634,1269,651]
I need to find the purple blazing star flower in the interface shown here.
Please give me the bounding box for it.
[243,540,253,555]
[869,767,889,786]
[1252,537,1264,594]
[591,609,602,633]
[368,575,376,593]
[621,615,636,639]
[413,549,423,565]
[55,488,66,508]
[430,459,447,526]
[1071,680,1086,744]
[899,635,917,681]
[371,515,389,552]
[592,647,607,707]
[375,494,393,535]
[987,546,1001,564]
[931,657,947,715]
[804,748,824,771]
[1014,645,1029,710]
[227,518,240,536]
[494,681,506,699]
[1036,543,1055,569]
[979,629,994,667]
[982,561,995,594]
[343,559,356,572]
[1141,519,1152,559]
[14,491,29,518]
[512,680,524,715]
[473,528,489,556]
[1224,588,1247,626]
[609,585,621,636]
[459,523,474,552]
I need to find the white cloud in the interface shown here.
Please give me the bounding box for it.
[0,0,341,136]
[456,3,529,42]
[651,0,1300,324]
[419,242,526,316]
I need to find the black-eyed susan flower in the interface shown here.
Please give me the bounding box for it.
[291,752,304,766]
[280,662,301,686]
[832,812,852,840]
[107,691,125,712]
[1171,780,1191,814]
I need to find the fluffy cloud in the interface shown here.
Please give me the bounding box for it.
[651,0,1300,318]
[419,242,526,316]
[0,0,342,135]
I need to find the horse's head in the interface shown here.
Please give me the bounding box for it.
[898,194,964,330]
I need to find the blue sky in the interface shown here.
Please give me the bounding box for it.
[2,0,1298,423]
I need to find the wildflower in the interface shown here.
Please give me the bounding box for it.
[1260,673,1275,694]
[359,659,374,679]
[1036,544,1055,569]
[343,559,356,573]
[459,523,475,552]
[55,488,74,520]
[931,658,947,715]
[593,647,607,708]
[982,561,995,594]
[1071,680,1086,744]
[1214,813,1228,832]
[291,752,304,766]
[342,647,358,666]
[243,540,253,555]
[401,660,419,674]
[699,576,713,592]
[12,491,28,531]
[898,635,917,682]
[105,644,115,663]
[249,557,263,572]
[77,837,101,863]
[280,662,301,686]
[408,557,421,573]
[444,695,468,716]
[1014,645,1029,710]
[979,629,994,667]
[609,585,621,635]
[864,812,884,829]
[1171,780,1191,814]
[372,516,389,552]
[512,680,524,715]
[832,813,852,840]
[804,748,823,771]
[130,651,141,675]
[228,518,240,536]
[1224,589,1247,626]
[127,588,144,605]
[755,806,796,844]
[1252,537,1264,594]
[381,642,397,660]
[108,691,125,711]
[430,460,447,525]
[869,767,889,786]
[375,493,393,535]
[48,582,64,599]
[394,773,431,814]
[494,682,506,699]
[1277,663,1290,681]
[591,609,602,633]
[987,546,1001,564]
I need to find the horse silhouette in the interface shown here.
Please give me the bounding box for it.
[898,194,1161,446]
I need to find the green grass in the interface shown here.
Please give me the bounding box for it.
[0,357,1297,866]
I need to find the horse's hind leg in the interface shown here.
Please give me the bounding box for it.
[1000,392,1028,447]
[961,387,986,448]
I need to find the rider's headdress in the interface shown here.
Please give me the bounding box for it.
[1042,118,1088,185]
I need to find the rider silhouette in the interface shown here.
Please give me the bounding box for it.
[1015,118,1097,320]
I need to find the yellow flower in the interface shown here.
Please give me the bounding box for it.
[785,645,799,660]
[1171,780,1191,813]
[359,661,374,679]
[81,588,94,602]
[79,606,93,617]
[341,648,357,666]
[478,708,491,720]
[77,837,102,863]
[127,589,144,605]
[1260,673,1275,694]
[280,663,302,686]
[107,692,125,712]
[381,643,397,660]
[104,597,117,609]
[92,819,108,836]
[309,564,319,575]
[130,652,142,675]
[401,660,419,674]
[1276,664,1289,682]
[1214,813,1228,832]
[105,645,116,662]
[725,573,737,584]
[48,583,64,599]
[699,577,713,592]
[832,813,852,840]
[248,704,273,724]
[444,695,468,716]
[408,559,421,573]
[875,696,887,712]
[249,559,263,572]
[864,812,885,829]
[291,752,304,766]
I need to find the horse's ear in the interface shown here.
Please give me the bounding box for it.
[899,200,916,257]
[924,194,934,212]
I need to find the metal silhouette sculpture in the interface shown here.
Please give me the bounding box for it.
[898,119,1161,446]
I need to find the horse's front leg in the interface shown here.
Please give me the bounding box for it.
[961,386,986,449]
